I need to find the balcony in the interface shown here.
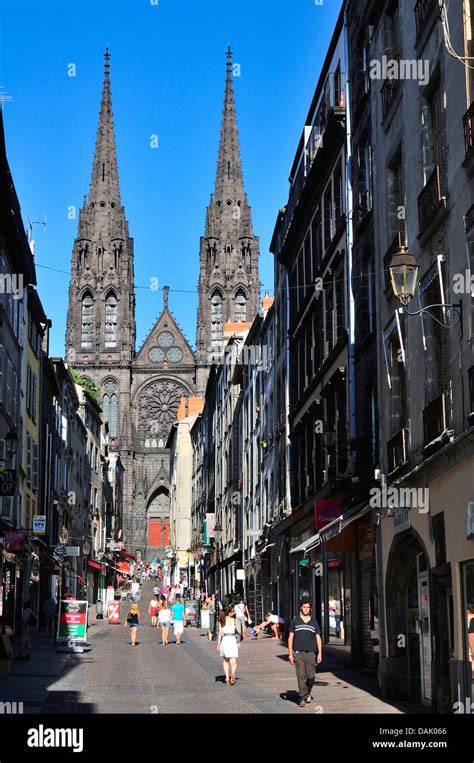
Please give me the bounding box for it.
[387,428,409,473]
[465,205,474,243]
[423,393,449,447]
[354,189,372,230]
[272,73,345,258]
[464,103,474,157]
[414,0,439,42]
[381,77,401,122]
[417,165,447,236]
[354,70,369,109]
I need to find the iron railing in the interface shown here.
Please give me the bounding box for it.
[463,102,474,157]
[417,165,446,233]
[414,0,438,41]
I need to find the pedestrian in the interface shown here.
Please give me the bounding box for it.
[15,600,35,660]
[253,611,284,639]
[149,595,158,627]
[96,598,104,619]
[171,594,185,645]
[152,583,160,597]
[328,594,341,638]
[233,596,250,641]
[288,597,322,707]
[158,598,171,645]
[216,605,238,685]
[125,602,140,646]
[43,592,55,636]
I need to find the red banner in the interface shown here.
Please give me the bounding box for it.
[5,530,27,553]
[315,499,342,530]
[107,600,120,624]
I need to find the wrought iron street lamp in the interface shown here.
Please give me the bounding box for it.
[389,246,462,329]
[4,428,19,464]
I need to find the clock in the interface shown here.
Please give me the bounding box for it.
[148,347,165,363]
[158,331,174,348]
[167,347,183,363]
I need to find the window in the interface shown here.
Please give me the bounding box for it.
[81,292,94,349]
[304,232,312,295]
[105,291,118,348]
[421,271,448,404]
[383,316,407,437]
[385,2,401,60]
[211,289,224,344]
[388,147,406,244]
[32,441,39,490]
[234,289,247,322]
[27,434,32,485]
[324,183,333,250]
[334,161,344,229]
[311,210,322,274]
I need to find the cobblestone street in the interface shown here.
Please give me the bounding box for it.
[0,583,426,715]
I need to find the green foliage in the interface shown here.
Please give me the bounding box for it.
[70,367,101,408]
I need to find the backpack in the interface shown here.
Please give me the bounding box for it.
[29,612,37,627]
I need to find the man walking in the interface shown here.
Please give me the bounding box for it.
[171,594,186,645]
[288,597,322,707]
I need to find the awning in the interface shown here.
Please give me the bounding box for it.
[290,533,321,555]
[116,550,136,560]
[87,560,101,570]
[319,502,372,542]
[116,561,131,574]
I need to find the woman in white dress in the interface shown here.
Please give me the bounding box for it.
[217,605,239,685]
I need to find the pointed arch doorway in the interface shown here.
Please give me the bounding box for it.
[146,487,170,562]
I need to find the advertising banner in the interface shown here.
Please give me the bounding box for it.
[107,600,120,624]
[5,530,27,553]
[32,515,46,535]
[57,600,88,642]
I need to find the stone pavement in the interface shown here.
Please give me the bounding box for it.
[0,582,426,714]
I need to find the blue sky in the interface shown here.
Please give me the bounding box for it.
[0,0,343,357]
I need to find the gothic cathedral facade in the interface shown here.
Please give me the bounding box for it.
[66,48,260,559]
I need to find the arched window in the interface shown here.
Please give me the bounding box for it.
[211,289,223,344]
[151,438,157,448]
[234,289,247,322]
[81,292,94,349]
[102,381,118,438]
[145,438,151,448]
[105,292,118,348]
[158,438,165,449]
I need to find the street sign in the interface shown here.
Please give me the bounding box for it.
[64,546,80,557]
[246,529,262,536]
[53,546,67,558]
[32,515,46,535]
[0,469,17,497]
[57,600,88,642]
[107,600,120,624]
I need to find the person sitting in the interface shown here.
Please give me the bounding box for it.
[252,611,284,640]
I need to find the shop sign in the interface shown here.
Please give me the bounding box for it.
[107,600,120,624]
[315,499,342,530]
[0,469,17,497]
[5,530,27,553]
[32,515,47,535]
[393,507,410,534]
[236,568,245,580]
[57,600,88,642]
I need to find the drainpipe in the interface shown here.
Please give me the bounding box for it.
[284,269,292,511]
[344,8,356,467]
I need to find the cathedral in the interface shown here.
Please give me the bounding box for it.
[65,47,260,558]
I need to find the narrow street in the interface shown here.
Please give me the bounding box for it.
[1,582,425,715]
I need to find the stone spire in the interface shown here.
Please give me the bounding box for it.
[88,47,121,205]
[195,47,261,395]
[213,46,244,204]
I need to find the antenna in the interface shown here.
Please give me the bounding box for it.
[27,215,47,241]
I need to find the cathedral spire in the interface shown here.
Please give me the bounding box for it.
[88,47,121,205]
[214,45,244,203]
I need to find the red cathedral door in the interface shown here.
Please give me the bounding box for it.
[148,518,162,547]
[163,519,170,547]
